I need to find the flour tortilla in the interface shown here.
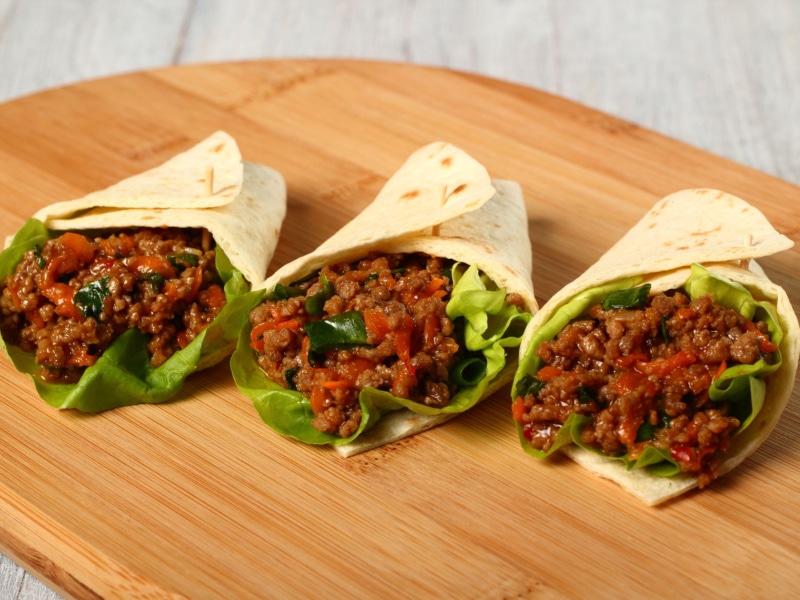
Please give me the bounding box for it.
[35,130,244,214]
[27,131,287,287]
[516,189,799,505]
[243,142,536,456]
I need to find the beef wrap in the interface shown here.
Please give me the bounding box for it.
[0,131,287,410]
[512,189,798,505]
[232,142,537,455]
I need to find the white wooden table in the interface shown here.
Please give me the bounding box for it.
[0,1,797,598]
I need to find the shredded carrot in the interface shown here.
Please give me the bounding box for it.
[250,318,301,352]
[129,255,175,278]
[199,285,226,310]
[59,232,94,265]
[162,280,182,302]
[636,349,696,377]
[422,277,446,297]
[321,380,353,390]
[66,345,96,368]
[744,320,778,353]
[536,365,562,381]
[275,319,300,331]
[713,360,728,381]
[177,330,189,349]
[187,266,204,301]
[25,309,45,329]
[310,386,327,414]
[41,283,81,319]
[363,308,391,340]
[512,397,527,423]
[614,352,649,368]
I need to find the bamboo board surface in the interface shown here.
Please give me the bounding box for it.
[0,60,798,600]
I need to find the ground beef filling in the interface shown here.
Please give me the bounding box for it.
[0,228,226,384]
[514,290,776,486]
[249,253,468,438]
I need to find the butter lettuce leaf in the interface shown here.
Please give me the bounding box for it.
[0,218,254,411]
[514,264,783,476]
[231,263,532,446]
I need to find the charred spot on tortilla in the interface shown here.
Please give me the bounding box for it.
[400,190,420,201]
[450,184,467,195]
[691,226,722,237]
[441,157,453,167]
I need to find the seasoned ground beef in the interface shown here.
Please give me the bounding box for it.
[249,253,465,438]
[513,289,776,486]
[0,228,226,383]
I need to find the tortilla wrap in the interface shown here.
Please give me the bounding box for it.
[0,131,287,410]
[513,188,799,505]
[231,142,536,456]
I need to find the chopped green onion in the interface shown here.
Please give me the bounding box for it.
[661,315,671,343]
[450,356,487,387]
[33,244,45,268]
[167,252,198,270]
[267,283,305,301]
[305,311,369,352]
[285,367,299,391]
[515,373,545,398]
[305,273,334,316]
[74,276,111,320]
[636,421,655,442]
[601,284,651,310]
[578,386,594,404]
[138,272,165,293]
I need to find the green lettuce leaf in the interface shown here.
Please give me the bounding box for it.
[0,218,255,411]
[230,262,532,446]
[514,263,783,476]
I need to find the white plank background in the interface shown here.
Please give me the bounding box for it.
[0,1,798,598]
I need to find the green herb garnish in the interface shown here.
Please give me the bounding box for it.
[578,386,594,404]
[305,311,369,352]
[167,253,198,270]
[285,367,299,391]
[305,274,334,317]
[636,421,655,442]
[74,276,111,320]
[660,315,671,343]
[138,272,165,293]
[600,284,651,310]
[516,373,545,398]
[33,244,45,268]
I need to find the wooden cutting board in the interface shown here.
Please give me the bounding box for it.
[0,60,798,600]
